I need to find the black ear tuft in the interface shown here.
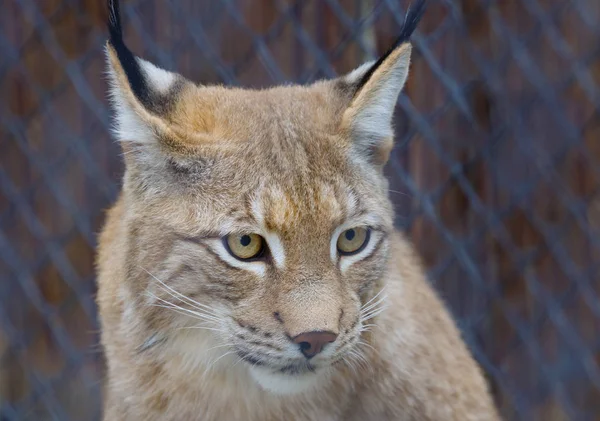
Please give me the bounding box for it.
[393,0,427,48]
[106,0,152,108]
[107,0,123,45]
[356,0,427,90]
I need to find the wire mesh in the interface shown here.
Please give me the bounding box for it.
[1,0,599,420]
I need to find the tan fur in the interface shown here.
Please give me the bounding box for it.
[97,39,501,420]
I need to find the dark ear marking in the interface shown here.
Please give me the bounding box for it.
[107,0,153,108]
[107,0,184,117]
[355,0,427,91]
[107,0,123,42]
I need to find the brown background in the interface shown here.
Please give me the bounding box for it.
[1,0,599,420]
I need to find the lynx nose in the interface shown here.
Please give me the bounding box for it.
[293,331,338,359]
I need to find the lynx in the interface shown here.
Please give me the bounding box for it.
[96,0,501,419]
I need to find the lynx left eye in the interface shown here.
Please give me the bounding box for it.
[337,227,370,255]
[224,233,265,260]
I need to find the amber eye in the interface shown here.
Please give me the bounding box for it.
[225,234,265,260]
[337,227,370,255]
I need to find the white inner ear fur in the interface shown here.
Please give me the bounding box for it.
[137,57,177,94]
[343,44,412,150]
[105,49,178,144]
[342,60,375,85]
[105,57,154,144]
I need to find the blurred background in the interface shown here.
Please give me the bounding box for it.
[1,0,599,420]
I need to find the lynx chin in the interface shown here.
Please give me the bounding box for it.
[96,0,501,419]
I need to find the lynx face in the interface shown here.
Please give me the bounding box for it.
[106,1,415,395]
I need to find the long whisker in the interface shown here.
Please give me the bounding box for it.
[148,296,222,326]
[204,350,237,376]
[388,189,410,197]
[177,326,229,334]
[357,340,376,352]
[347,350,367,373]
[342,355,359,376]
[360,305,387,323]
[347,348,365,365]
[141,267,222,318]
[205,343,235,353]
[150,295,222,323]
[361,304,388,322]
[360,297,389,320]
[348,348,371,373]
[361,293,388,315]
[153,306,223,330]
[229,357,245,370]
[151,301,220,323]
[361,287,387,310]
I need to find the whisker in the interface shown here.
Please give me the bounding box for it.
[348,350,367,373]
[149,303,201,320]
[204,350,237,376]
[150,296,222,323]
[361,293,388,315]
[360,305,388,322]
[229,357,245,370]
[388,189,410,197]
[149,303,223,329]
[342,355,359,376]
[348,348,371,373]
[205,343,235,353]
[149,298,222,324]
[361,304,387,321]
[347,348,363,364]
[360,300,389,320]
[357,340,376,352]
[156,285,222,319]
[177,326,228,334]
[141,266,222,318]
[361,287,387,310]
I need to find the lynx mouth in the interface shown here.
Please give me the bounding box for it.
[234,348,326,394]
[237,351,318,376]
[278,362,317,375]
[247,362,325,395]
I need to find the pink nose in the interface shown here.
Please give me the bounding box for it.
[292,331,338,359]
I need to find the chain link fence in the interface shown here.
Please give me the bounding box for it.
[1,0,599,419]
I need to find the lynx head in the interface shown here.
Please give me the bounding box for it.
[105,0,425,395]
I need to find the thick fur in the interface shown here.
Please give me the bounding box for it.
[96,1,501,420]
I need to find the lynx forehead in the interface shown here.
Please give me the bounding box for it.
[96,0,501,419]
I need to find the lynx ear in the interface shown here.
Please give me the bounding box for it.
[105,0,187,146]
[340,0,426,165]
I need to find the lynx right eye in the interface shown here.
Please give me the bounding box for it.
[224,234,265,260]
[337,227,370,255]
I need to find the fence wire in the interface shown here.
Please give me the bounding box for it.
[1,0,599,420]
